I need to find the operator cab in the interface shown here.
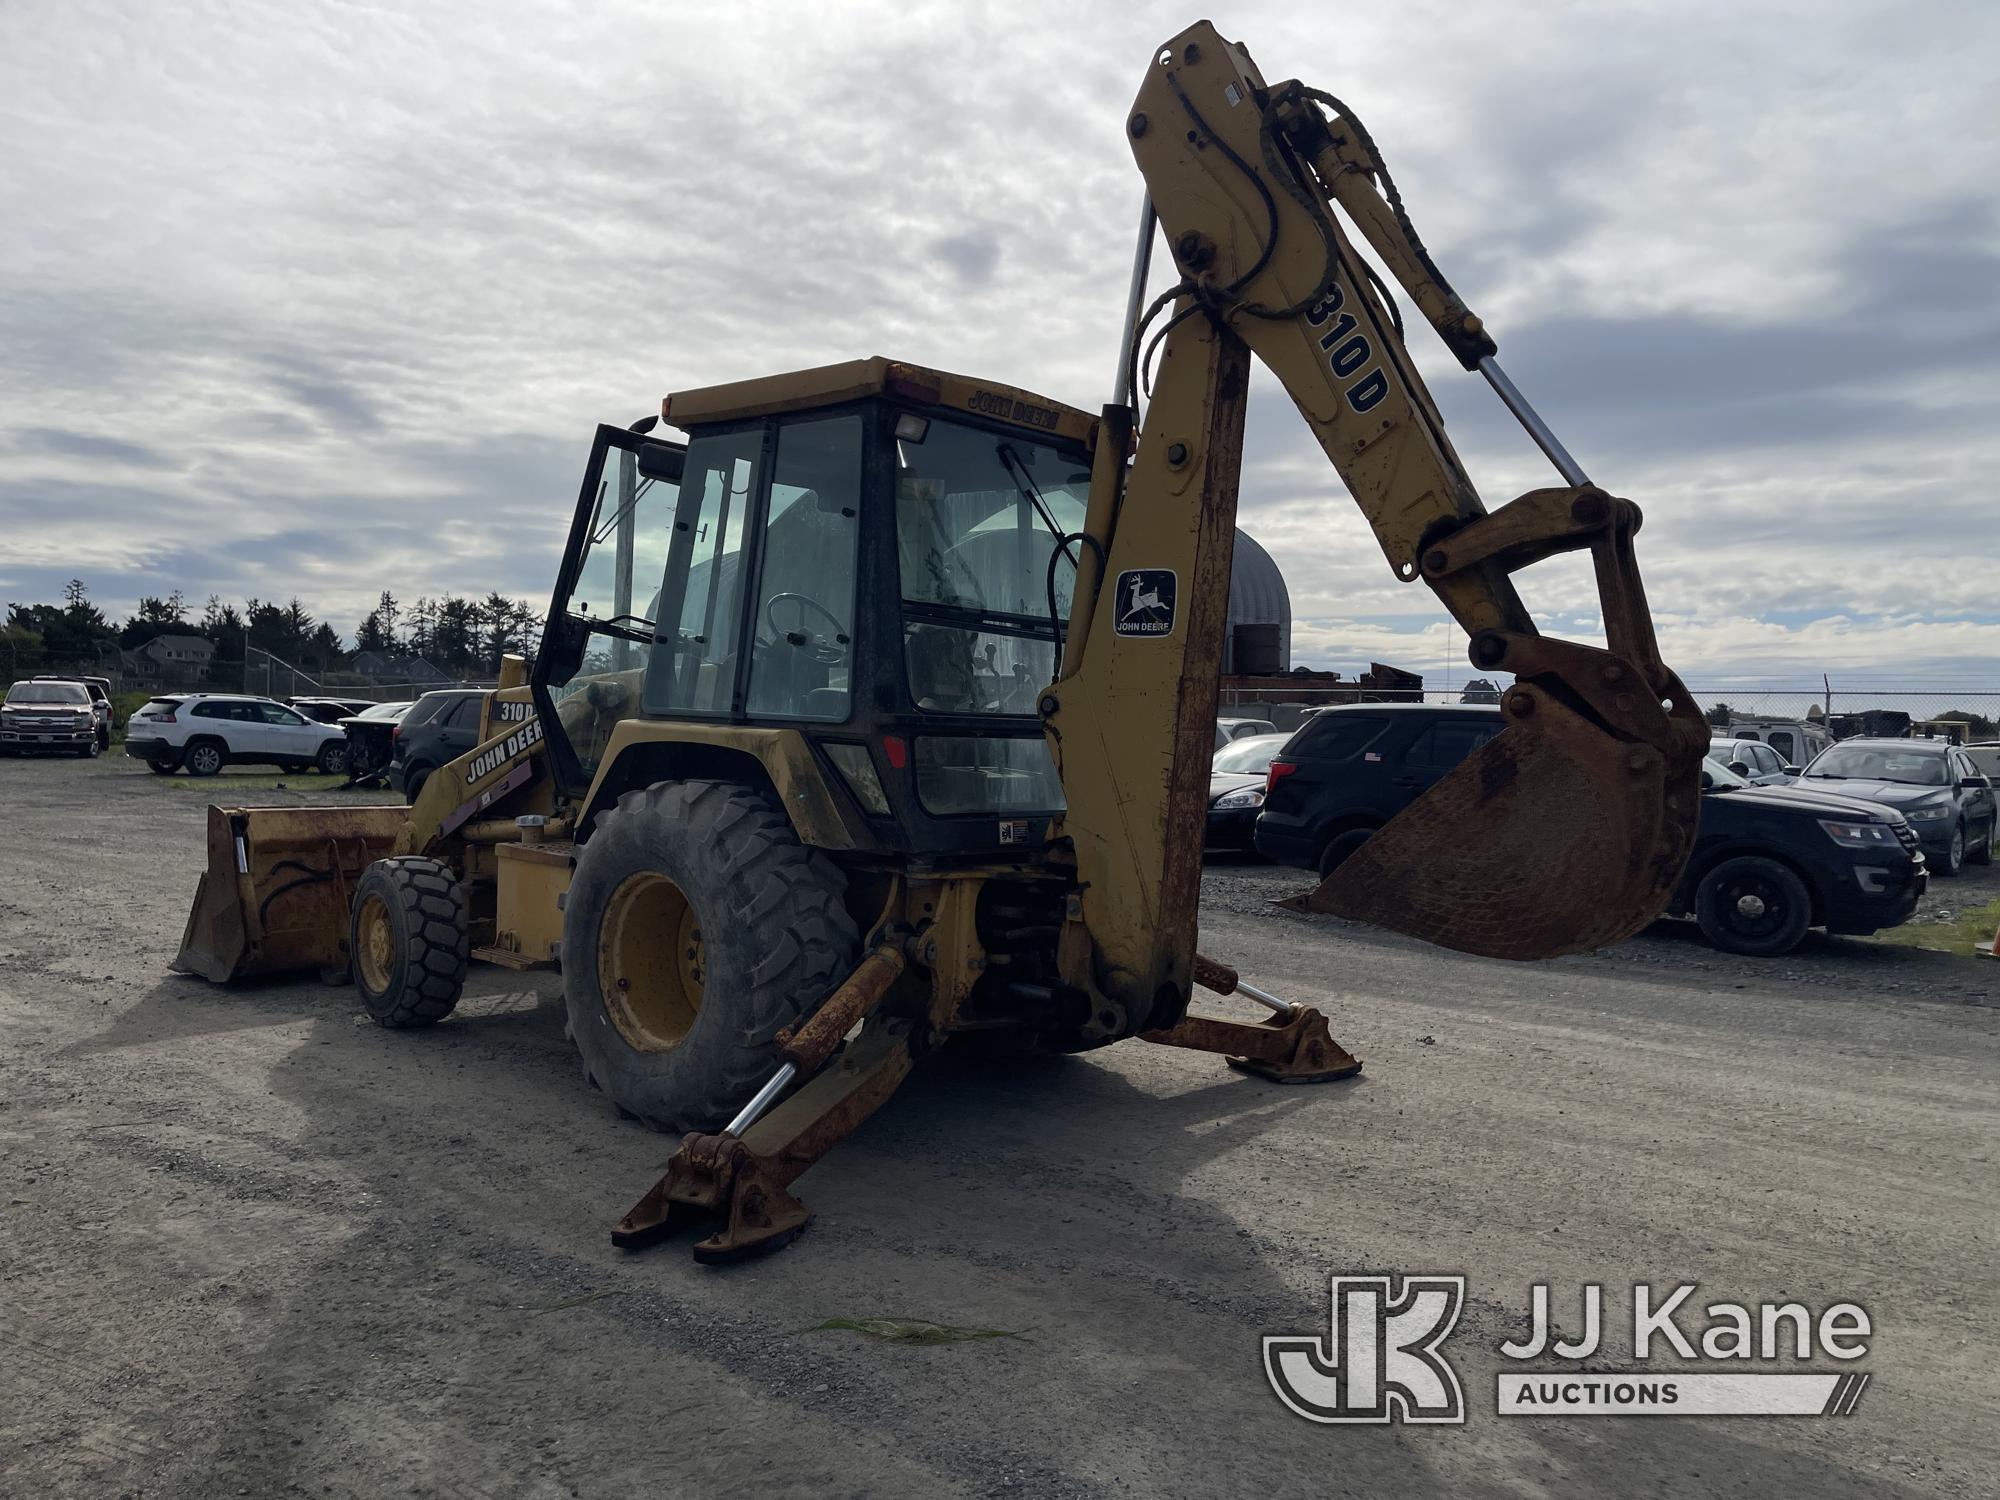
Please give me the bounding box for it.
[532,357,1100,859]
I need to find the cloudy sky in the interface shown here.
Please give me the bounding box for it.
[3,0,1995,693]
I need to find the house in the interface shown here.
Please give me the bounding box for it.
[129,633,216,685]
[349,650,454,686]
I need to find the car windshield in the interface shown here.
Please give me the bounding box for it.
[1703,755,1752,790]
[5,682,88,704]
[1805,745,1947,785]
[1213,734,1288,773]
[360,701,410,719]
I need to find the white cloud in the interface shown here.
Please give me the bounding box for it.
[1,0,1995,693]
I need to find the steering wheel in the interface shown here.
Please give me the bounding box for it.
[762,592,849,665]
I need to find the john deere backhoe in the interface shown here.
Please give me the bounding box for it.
[174,21,1706,1260]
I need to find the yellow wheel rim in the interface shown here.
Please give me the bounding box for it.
[598,872,705,1052]
[355,892,395,995]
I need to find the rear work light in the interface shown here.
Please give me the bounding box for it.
[1264,759,1299,797]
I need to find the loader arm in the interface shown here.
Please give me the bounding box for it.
[1043,22,1707,1030]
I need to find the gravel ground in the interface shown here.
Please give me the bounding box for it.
[2,754,1996,1498]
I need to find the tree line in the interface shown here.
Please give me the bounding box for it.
[3,579,542,682]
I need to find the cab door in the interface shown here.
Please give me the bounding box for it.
[531,425,687,793]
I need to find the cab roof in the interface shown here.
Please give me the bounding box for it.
[664,357,1097,449]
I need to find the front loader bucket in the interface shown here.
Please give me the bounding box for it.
[172,803,409,983]
[1290,688,1703,960]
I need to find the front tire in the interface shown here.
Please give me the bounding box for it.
[563,779,858,1134]
[183,740,225,778]
[1969,819,1995,867]
[316,740,350,776]
[1695,855,1812,956]
[350,857,467,1028]
[1934,823,1966,877]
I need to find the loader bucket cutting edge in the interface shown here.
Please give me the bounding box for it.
[1290,693,1702,961]
[172,803,410,983]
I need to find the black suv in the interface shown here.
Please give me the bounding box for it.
[1256,704,1926,955]
[392,688,488,801]
[1793,738,1997,876]
[1255,704,1503,874]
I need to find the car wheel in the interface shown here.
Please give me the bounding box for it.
[147,754,182,775]
[1967,820,1994,867]
[1694,856,1812,956]
[1317,827,1375,877]
[183,740,225,778]
[403,763,433,804]
[80,737,101,759]
[1934,823,1965,877]
[316,741,350,777]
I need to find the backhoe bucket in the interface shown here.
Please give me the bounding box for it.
[1291,689,1702,960]
[172,804,409,983]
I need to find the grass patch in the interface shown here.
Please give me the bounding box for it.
[1870,894,2000,955]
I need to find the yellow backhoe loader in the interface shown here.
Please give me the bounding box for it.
[174,21,1706,1260]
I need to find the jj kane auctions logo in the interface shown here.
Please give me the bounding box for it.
[1266,1276,1873,1423]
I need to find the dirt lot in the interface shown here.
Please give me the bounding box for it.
[3,754,1997,1498]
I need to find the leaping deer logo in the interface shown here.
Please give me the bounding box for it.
[1121,575,1165,621]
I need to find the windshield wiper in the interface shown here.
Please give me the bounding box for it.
[578,612,657,644]
[996,443,1078,569]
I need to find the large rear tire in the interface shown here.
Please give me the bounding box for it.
[563,779,858,1134]
[350,857,467,1028]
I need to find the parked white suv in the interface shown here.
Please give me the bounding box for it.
[124,693,351,777]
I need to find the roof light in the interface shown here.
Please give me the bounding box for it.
[894,413,930,443]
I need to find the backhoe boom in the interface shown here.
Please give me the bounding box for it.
[1043,22,1706,1025]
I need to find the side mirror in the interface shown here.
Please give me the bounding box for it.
[636,441,684,484]
[1783,766,1802,777]
[1700,769,1715,790]
[1728,761,1751,778]
[1963,776,1992,790]
[540,613,589,688]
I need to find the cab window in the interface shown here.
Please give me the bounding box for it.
[746,415,862,720]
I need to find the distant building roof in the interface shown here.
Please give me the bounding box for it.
[141,633,214,653]
[1225,529,1291,673]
